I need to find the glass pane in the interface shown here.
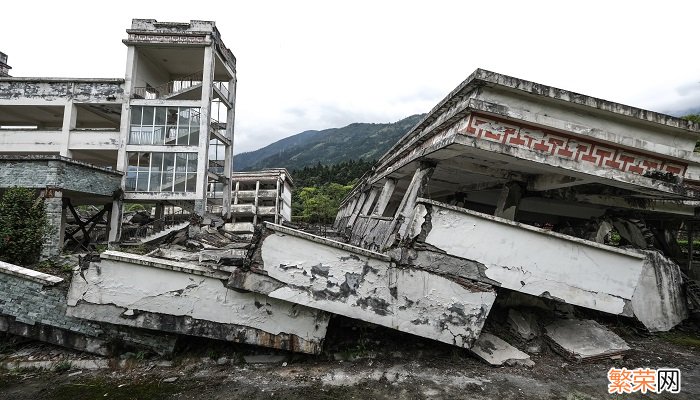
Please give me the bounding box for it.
[136,152,151,191]
[186,153,198,172]
[188,125,199,146]
[176,126,190,146]
[174,173,186,192]
[142,106,154,126]
[149,152,163,191]
[130,106,142,125]
[178,108,190,127]
[163,153,175,172]
[175,153,187,172]
[186,174,198,193]
[154,107,166,125]
[153,126,166,145]
[126,152,138,191]
[161,171,173,192]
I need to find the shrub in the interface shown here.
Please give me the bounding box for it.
[0,187,49,265]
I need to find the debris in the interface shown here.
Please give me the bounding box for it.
[163,377,178,383]
[506,309,539,341]
[544,319,630,362]
[243,355,288,364]
[470,332,534,367]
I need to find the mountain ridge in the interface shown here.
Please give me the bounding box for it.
[233,114,424,171]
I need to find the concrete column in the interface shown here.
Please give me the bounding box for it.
[222,76,236,220]
[495,182,523,220]
[372,178,397,216]
[195,44,215,216]
[60,101,76,157]
[360,187,379,215]
[108,198,123,247]
[275,178,281,224]
[40,189,64,259]
[383,163,435,248]
[253,180,260,225]
[346,191,367,229]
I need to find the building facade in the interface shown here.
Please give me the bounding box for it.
[227,169,293,234]
[0,19,237,256]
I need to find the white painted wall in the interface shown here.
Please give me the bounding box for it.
[66,254,328,344]
[413,201,645,315]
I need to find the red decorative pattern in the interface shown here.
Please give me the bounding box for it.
[461,115,686,177]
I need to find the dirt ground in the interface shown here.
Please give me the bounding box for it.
[1,317,699,400]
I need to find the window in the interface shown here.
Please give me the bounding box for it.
[129,106,200,145]
[126,152,198,192]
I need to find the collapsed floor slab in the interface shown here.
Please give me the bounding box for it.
[228,223,497,348]
[405,199,687,331]
[544,319,630,362]
[66,251,330,354]
[0,260,175,356]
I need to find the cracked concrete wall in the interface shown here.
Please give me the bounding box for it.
[66,252,330,354]
[408,199,687,331]
[254,226,496,348]
[409,200,646,315]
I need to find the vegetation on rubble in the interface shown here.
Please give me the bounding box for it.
[291,159,374,223]
[0,187,49,265]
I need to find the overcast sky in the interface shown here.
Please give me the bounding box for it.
[3,1,699,153]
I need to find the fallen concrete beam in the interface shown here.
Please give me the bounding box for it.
[545,319,630,362]
[407,199,687,331]
[230,223,497,349]
[67,251,330,354]
[470,332,534,367]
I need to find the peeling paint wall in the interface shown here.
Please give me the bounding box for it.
[67,252,329,354]
[0,260,174,355]
[253,226,496,348]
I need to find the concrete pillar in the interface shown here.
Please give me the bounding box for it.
[195,44,215,216]
[372,178,397,216]
[40,189,64,259]
[108,198,123,247]
[383,162,435,248]
[275,178,281,224]
[495,182,523,220]
[253,180,260,225]
[60,101,76,158]
[360,187,379,215]
[346,191,367,229]
[222,76,236,220]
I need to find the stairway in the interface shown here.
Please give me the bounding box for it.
[122,221,190,246]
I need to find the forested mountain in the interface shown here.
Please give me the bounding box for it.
[233,114,424,171]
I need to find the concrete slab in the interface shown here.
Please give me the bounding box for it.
[470,332,534,367]
[66,251,330,354]
[234,223,497,349]
[544,319,630,362]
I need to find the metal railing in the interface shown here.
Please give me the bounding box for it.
[213,81,230,100]
[121,208,191,243]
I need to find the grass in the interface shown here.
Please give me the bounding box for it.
[658,331,700,349]
[48,377,184,400]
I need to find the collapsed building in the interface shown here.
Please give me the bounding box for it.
[1,19,699,364]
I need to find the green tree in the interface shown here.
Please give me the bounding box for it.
[682,114,700,123]
[296,183,353,224]
[0,187,48,265]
